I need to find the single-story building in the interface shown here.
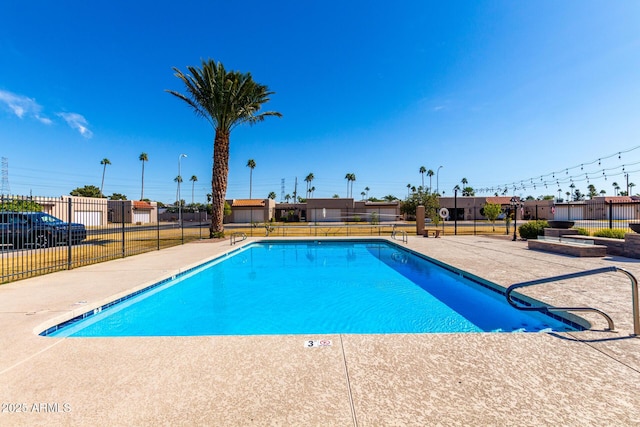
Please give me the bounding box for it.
[108,200,158,224]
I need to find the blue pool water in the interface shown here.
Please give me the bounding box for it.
[44,240,580,337]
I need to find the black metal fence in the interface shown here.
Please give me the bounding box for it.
[440,199,640,236]
[0,196,207,283]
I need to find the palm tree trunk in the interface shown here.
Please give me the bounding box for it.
[210,129,230,237]
[101,166,106,195]
[141,161,145,200]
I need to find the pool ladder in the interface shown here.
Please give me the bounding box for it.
[506,266,640,335]
[230,232,247,246]
[391,226,408,244]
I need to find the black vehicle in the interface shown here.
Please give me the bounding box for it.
[0,212,87,249]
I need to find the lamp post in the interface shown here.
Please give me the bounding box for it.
[178,153,187,226]
[436,165,443,195]
[510,196,519,241]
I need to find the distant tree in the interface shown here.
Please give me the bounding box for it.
[109,193,127,200]
[139,153,148,200]
[174,175,183,206]
[100,158,111,195]
[383,194,397,202]
[246,159,256,199]
[600,189,606,196]
[71,185,104,198]
[482,203,502,232]
[332,194,340,198]
[407,183,411,197]
[304,173,315,197]
[587,184,597,199]
[361,191,366,200]
[427,169,434,193]
[0,199,42,212]
[364,186,370,199]
[629,182,636,196]
[309,186,315,197]
[284,193,291,203]
[612,182,620,196]
[419,166,426,188]
[461,177,468,186]
[401,188,440,223]
[345,173,356,198]
[462,186,475,197]
[268,191,276,200]
[190,175,198,204]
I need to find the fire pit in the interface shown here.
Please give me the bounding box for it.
[629,223,640,233]
[547,220,575,229]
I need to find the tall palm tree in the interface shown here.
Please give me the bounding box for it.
[365,186,370,199]
[612,182,620,196]
[345,173,351,198]
[344,173,356,198]
[167,59,281,237]
[406,183,411,197]
[350,173,356,198]
[246,159,256,198]
[174,175,183,205]
[190,175,198,204]
[419,166,426,188]
[100,158,111,196]
[305,173,314,197]
[310,186,315,197]
[139,152,148,200]
[427,169,434,193]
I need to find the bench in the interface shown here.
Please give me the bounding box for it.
[424,229,441,238]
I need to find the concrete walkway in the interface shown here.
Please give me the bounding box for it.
[1,235,639,426]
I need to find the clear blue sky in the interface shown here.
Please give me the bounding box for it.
[1,1,639,204]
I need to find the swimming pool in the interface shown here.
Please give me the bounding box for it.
[42,240,582,337]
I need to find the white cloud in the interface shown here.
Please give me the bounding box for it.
[57,112,93,138]
[0,89,51,124]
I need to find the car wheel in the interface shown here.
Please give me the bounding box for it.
[34,233,51,249]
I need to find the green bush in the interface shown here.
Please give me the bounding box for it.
[593,228,626,239]
[574,227,590,236]
[518,220,549,240]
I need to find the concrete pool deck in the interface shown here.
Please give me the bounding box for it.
[1,235,639,426]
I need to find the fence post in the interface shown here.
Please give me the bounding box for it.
[609,201,613,229]
[121,201,126,257]
[157,217,160,251]
[67,198,72,270]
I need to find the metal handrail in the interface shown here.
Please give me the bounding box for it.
[230,232,247,246]
[391,226,408,244]
[506,266,640,335]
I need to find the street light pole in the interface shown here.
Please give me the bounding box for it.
[178,153,187,226]
[436,165,443,195]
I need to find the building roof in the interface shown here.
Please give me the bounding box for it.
[231,199,266,207]
[602,196,635,203]
[133,201,153,210]
[485,196,518,205]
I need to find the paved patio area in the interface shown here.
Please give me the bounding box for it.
[1,235,639,426]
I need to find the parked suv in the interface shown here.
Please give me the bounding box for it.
[0,212,87,249]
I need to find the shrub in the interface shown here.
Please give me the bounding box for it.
[518,220,549,240]
[574,227,590,236]
[593,228,626,239]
